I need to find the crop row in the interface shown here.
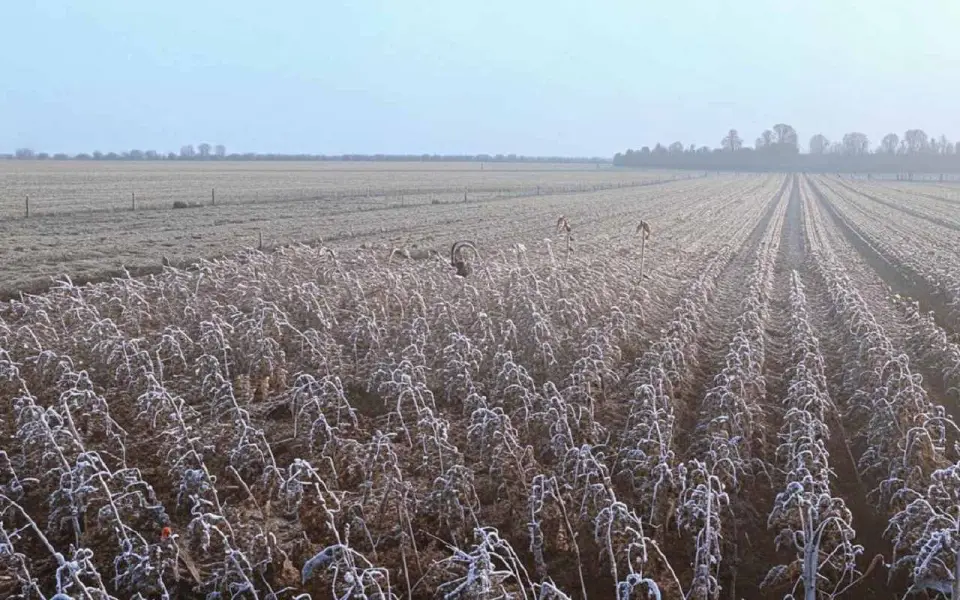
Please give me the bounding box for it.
[802,177,960,597]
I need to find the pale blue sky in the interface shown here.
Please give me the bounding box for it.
[3,1,959,156]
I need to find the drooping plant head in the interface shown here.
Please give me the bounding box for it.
[636,221,651,240]
[450,240,481,277]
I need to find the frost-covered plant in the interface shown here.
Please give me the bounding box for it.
[559,444,615,524]
[763,482,864,600]
[526,474,586,599]
[886,462,960,599]
[440,332,484,403]
[426,465,481,545]
[617,572,663,600]
[465,405,537,501]
[413,407,461,475]
[0,450,33,502]
[288,373,357,438]
[677,460,728,600]
[435,527,535,599]
[0,522,45,599]
[898,299,960,403]
[301,542,397,599]
[1,495,118,599]
[374,360,436,446]
[210,377,279,485]
[276,458,341,522]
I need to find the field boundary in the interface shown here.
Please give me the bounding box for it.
[2,172,705,220]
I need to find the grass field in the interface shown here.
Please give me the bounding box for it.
[3,169,959,599]
[0,161,691,298]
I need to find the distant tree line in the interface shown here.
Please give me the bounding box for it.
[615,125,960,173]
[4,144,607,164]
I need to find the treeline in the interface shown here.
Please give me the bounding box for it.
[615,125,960,173]
[5,145,606,164]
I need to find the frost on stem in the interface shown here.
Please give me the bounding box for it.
[898,298,960,403]
[436,527,534,599]
[677,460,728,600]
[413,407,462,476]
[526,474,587,599]
[427,464,481,545]
[762,270,864,600]
[301,543,396,599]
[276,458,341,523]
[763,483,863,600]
[0,523,45,599]
[813,254,953,508]
[886,462,960,600]
[440,332,484,404]
[560,444,614,525]
[288,373,357,439]
[594,500,652,591]
[618,572,663,600]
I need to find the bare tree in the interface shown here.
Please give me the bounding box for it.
[198,143,212,158]
[841,132,869,155]
[938,135,951,155]
[880,133,899,154]
[773,123,799,151]
[215,144,226,158]
[760,129,774,148]
[721,129,742,152]
[180,145,196,159]
[904,129,929,154]
[809,134,829,155]
[668,141,684,154]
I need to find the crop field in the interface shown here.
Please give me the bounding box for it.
[3,171,960,599]
[0,161,691,298]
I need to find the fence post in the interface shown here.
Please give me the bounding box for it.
[25,195,29,218]
[212,188,216,206]
[132,191,136,211]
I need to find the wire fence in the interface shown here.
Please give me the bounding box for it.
[1,174,705,219]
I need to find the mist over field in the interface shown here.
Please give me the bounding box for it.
[3,4,960,600]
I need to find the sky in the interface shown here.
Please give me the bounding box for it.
[3,0,960,157]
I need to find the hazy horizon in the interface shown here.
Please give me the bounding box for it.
[4,1,960,157]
